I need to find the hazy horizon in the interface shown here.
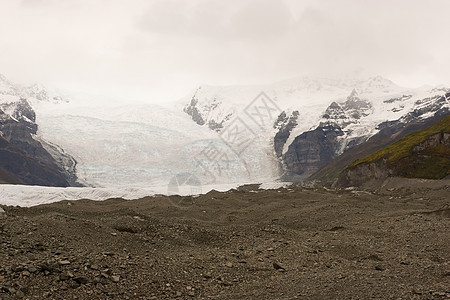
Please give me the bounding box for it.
[1,0,449,104]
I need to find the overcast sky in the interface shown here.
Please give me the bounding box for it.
[0,0,449,103]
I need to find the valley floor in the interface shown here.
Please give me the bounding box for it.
[0,181,449,299]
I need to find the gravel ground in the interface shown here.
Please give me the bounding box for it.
[0,182,449,299]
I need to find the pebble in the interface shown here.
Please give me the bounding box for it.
[58,260,71,265]
[273,262,286,271]
[0,207,6,217]
[111,275,120,283]
[73,276,89,285]
[22,271,31,277]
[375,265,384,271]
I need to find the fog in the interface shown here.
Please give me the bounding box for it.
[0,0,449,103]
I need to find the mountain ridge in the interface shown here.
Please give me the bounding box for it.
[181,75,449,181]
[336,114,450,187]
[1,72,449,188]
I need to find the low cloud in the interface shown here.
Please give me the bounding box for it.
[0,0,449,103]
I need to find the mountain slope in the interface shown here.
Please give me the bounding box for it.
[1,73,281,189]
[0,75,78,186]
[181,75,450,181]
[336,114,450,187]
[2,72,448,189]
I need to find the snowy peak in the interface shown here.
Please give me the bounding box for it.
[359,75,399,92]
[347,88,359,101]
[322,102,347,126]
[320,89,372,131]
[0,74,68,104]
[183,86,234,131]
[181,75,403,135]
[0,98,37,133]
[273,110,299,158]
[342,90,372,119]
[273,75,401,96]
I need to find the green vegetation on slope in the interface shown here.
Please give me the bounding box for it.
[348,115,450,179]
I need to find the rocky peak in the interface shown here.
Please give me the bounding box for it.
[21,83,50,101]
[273,110,299,157]
[184,90,206,126]
[13,98,37,133]
[183,86,233,131]
[322,102,346,121]
[347,88,359,101]
[343,90,371,110]
[0,98,37,133]
[363,75,398,91]
[0,73,68,103]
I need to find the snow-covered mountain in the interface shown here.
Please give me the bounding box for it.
[0,73,282,189]
[181,75,450,180]
[0,75,76,186]
[1,72,448,191]
[182,75,403,130]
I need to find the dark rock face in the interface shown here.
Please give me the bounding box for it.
[273,110,299,158]
[0,136,69,186]
[282,123,344,179]
[0,99,79,186]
